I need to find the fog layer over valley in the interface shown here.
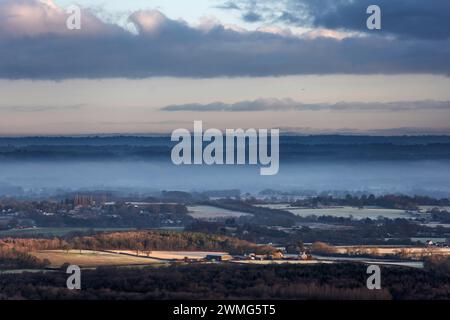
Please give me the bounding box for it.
[1,136,450,197]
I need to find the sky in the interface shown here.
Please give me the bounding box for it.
[0,0,450,135]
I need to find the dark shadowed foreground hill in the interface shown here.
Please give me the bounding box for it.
[1,262,450,300]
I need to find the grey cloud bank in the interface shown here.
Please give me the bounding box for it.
[161,98,450,112]
[0,0,450,79]
[0,104,85,113]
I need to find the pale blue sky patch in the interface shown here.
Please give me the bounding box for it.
[54,0,255,30]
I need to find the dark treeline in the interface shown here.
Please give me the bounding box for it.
[0,198,193,229]
[209,200,298,227]
[187,218,449,246]
[2,135,450,161]
[22,214,190,229]
[0,250,50,270]
[292,194,450,210]
[1,261,450,300]
[429,208,450,223]
[68,230,274,255]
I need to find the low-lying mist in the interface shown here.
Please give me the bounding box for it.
[1,159,450,197]
[1,135,450,197]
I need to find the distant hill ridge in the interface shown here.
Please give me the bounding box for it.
[1,135,450,161]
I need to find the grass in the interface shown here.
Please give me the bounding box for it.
[32,250,165,268]
[109,250,228,260]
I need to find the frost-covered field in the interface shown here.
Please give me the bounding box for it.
[257,204,412,220]
[187,205,252,220]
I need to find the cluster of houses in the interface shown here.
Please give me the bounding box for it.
[425,239,449,248]
[203,251,311,263]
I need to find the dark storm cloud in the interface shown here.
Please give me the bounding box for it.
[225,0,450,40]
[2,22,450,79]
[0,0,450,79]
[301,0,450,40]
[161,98,450,112]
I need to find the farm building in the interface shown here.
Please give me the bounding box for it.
[205,254,233,262]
